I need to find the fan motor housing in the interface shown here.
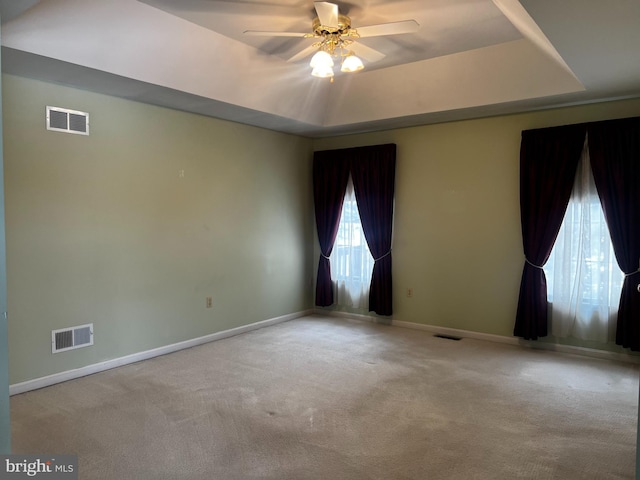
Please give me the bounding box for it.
[312,14,351,36]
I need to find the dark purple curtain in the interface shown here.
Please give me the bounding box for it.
[313,144,397,314]
[313,151,350,306]
[351,144,397,316]
[514,125,586,340]
[588,117,640,350]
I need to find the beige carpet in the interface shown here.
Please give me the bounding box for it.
[10,315,639,479]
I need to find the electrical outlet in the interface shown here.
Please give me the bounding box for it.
[206,296,213,308]
[407,288,413,298]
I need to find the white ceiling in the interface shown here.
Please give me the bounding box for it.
[1,0,639,137]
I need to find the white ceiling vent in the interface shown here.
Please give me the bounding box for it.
[52,323,94,353]
[46,106,89,135]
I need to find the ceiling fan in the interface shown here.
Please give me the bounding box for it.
[244,1,420,78]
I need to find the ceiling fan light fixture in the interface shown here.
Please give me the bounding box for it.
[243,1,418,80]
[310,50,334,68]
[311,64,335,78]
[341,54,364,72]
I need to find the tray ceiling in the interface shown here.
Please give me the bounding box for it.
[1,0,639,137]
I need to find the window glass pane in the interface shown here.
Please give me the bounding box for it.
[544,140,624,341]
[331,176,374,308]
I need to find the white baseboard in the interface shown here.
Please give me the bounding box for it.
[14,309,638,396]
[516,337,640,364]
[10,309,313,396]
[393,319,640,364]
[392,319,520,345]
[315,310,640,365]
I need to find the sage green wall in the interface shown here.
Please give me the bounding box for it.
[4,72,640,387]
[0,31,12,451]
[3,74,314,384]
[313,98,640,352]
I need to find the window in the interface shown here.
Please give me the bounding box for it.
[544,141,624,342]
[330,176,374,308]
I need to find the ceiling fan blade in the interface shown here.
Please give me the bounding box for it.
[356,20,420,38]
[349,42,386,63]
[244,30,308,37]
[287,44,320,63]
[314,1,339,28]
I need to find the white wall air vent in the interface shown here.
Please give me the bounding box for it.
[52,323,94,353]
[46,106,89,135]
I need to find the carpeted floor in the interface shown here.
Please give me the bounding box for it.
[10,315,639,479]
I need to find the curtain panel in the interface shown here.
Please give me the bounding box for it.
[588,117,640,350]
[313,151,350,306]
[312,144,397,315]
[514,115,640,348]
[514,124,587,340]
[351,144,397,316]
[543,140,623,342]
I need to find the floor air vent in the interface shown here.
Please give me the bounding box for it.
[52,324,94,353]
[434,334,462,341]
[46,106,89,135]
